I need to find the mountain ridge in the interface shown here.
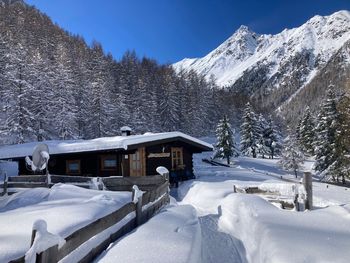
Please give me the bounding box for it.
[174,10,350,87]
[174,10,350,122]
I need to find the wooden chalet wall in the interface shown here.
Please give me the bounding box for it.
[145,141,195,181]
[18,151,125,177]
[16,140,204,180]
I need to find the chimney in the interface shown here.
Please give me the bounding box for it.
[120,126,132,136]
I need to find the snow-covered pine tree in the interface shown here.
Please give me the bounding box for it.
[0,1,232,141]
[51,43,78,140]
[257,114,270,158]
[279,130,304,178]
[158,67,180,132]
[327,95,350,183]
[298,106,315,155]
[214,116,238,164]
[240,102,259,158]
[314,88,338,176]
[295,118,302,144]
[265,115,282,159]
[1,43,36,144]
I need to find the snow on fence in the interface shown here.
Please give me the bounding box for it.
[9,181,170,263]
[0,174,166,195]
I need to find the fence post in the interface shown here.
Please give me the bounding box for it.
[38,245,58,263]
[293,193,300,211]
[2,173,8,196]
[303,172,313,210]
[156,166,169,182]
[132,186,143,226]
[28,220,59,263]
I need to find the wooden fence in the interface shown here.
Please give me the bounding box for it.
[0,174,166,196]
[9,180,169,263]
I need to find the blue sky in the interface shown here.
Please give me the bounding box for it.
[25,0,350,64]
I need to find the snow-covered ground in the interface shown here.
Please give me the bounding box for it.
[0,184,131,262]
[1,149,350,263]
[96,201,201,263]
[177,153,350,263]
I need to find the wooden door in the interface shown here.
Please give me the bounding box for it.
[171,147,184,170]
[129,147,146,176]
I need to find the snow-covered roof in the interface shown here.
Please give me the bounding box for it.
[0,132,213,160]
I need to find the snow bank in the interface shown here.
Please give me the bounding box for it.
[179,152,350,263]
[0,187,50,212]
[179,180,235,216]
[96,205,201,263]
[218,194,350,263]
[0,184,131,262]
[179,179,350,263]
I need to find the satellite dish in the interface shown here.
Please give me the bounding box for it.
[25,144,50,175]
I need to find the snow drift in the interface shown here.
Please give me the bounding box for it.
[96,205,201,263]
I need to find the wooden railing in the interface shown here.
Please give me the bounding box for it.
[0,174,166,195]
[9,181,169,263]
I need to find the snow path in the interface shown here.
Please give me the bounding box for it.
[200,214,247,263]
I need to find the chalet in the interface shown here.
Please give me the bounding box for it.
[0,129,213,184]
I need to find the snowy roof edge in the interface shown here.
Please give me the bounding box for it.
[0,132,213,160]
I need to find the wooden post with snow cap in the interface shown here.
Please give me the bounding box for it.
[27,220,60,263]
[156,166,170,202]
[132,185,143,226]
[303,172,313,210]
[156,166,169,182]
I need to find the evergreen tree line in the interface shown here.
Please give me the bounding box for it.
[294,88,350,182]
[0,3,243,144]
[214,103,282,164]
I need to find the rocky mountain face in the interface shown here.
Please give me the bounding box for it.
[0,0,23,6]
[174,11,350,123]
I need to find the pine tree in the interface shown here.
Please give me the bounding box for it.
[314,88,338,176]
[1,43,36,143]
[264,115,282,159]
[279,131,304,178]
[299,106,315,155]
[257,114,270,158]
[327,95,350,183]
[240,102,259,158]
[295,118,302,143]
[214,116,238,164]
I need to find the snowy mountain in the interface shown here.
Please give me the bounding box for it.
[174,10,350,87]
[174,10,350,120]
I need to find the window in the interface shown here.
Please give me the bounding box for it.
[101,155,117,171]
[171,147,184,170]
[66,160,81,174]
